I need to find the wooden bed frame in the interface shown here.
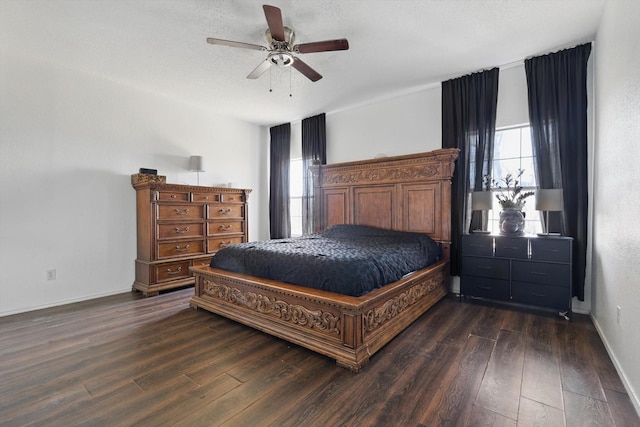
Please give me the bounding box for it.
[190,148,458,372]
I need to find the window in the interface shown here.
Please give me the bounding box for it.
[485,125,543,235]
[289,158,303,236]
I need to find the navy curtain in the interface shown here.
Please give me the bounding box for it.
[269,123,291,239]
[301,113,327,235]
[442,68,499,276]
[525,43,591,300]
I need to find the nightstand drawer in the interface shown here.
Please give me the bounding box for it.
[512,260,570,287]
[530,238,571,263]
[461,234,493,256]
[462,256,509,280]
[462,277,510,301]
[495,237,528,259]
[512,282,570,310]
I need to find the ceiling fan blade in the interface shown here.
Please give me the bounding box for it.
[247,60,272,79]
[263,5,285,42]
[294,39,349,54]
[206,38,267,51]
[292,57,322,82]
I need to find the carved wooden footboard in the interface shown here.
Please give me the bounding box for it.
[190,260,447,372]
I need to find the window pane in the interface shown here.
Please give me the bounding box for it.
[290,159,303,197]
[494,128,521,160]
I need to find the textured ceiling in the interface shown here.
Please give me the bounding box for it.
[1,0,606,126]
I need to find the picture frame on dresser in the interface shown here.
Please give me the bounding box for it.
[131,174,251,296]
[459,233,573,320]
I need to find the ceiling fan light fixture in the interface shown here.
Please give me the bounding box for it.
[268,51,294,67]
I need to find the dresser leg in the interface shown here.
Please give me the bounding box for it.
[559,310,571,321]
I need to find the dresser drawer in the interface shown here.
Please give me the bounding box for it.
[157,240,205,259]
[495,237,528,259]
[157,223,205,240]
[192,192,221,203]
[461,276,510,301]
[511,260,570,287]
[156,190,190,202]
[512,282,570,310]
[461,256,509,280]
[208,236,244,253]
[208,221,244,235]
[191,257,214,268]
[157,204,205,220]
[221,193,245,203]
[155,260,191,283]
[208,204,244,219]
[530,238,571,263]
[461,234,493,256]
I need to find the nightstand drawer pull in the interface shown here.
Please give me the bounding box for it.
[166,266,183,275]
[219,241,232,247]
[532,292,547,297]
[468,244,487,248]
[478,286,493,290]
[175,245,190,252]
[174,208,190,215]
[504,246,519,250]
[175,226,190,234]
[477,266,492,270]
[219,208,232,214]
[542,249,559,252]
[531,271,547,275]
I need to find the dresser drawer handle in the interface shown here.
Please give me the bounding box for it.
[531,271,547,275]
[170,194,177,199]
[219,241,232,248]
[175,245,190,252]
[175,226,190,234]
[219,208,232,214]
[542,249,559,253]
[477,266,492,270]
[478,285,493,290]
[504,246,520,250]
[166,266,183,275]
[531,292,547,297]
[174,208,189,216]
[468,244,487,248]
[219,225,232,231]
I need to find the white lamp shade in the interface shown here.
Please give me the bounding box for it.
[471,191,493,210]
[535,188,563,211]
[189,155,205,172]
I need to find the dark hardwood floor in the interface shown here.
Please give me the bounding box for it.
[1,288,638,426]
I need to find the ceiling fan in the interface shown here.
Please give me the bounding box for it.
[206,4,349,82]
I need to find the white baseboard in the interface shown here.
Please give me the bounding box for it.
[591,315,640,418]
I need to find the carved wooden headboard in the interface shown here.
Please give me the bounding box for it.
[311,148,459,261]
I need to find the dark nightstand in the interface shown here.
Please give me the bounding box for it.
[460,234,573,319]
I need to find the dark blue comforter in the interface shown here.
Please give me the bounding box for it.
[209,224,441,297]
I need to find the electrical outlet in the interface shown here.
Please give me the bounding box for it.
[47,269,56,281]
[616,306,621,325]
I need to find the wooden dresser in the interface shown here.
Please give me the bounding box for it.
[131,174,250,296]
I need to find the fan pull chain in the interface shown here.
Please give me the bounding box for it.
[289,67,292,97]
[269,66,272,93]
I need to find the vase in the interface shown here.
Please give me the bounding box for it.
[499,209,525,235]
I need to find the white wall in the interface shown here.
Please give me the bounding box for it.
[592,0,640,414]
[0,49,267,316]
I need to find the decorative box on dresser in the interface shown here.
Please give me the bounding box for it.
[131,174,250,296]
[460,233,573,319]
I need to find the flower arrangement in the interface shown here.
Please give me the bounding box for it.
[483,169,534,210]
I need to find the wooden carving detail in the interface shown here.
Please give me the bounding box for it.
[363,272,443,332]
[203,279,341,335]
[323,164,440,186]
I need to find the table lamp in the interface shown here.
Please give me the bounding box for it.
[471,191,493,234]
[535,188,563,236]
[189,155,205,186]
